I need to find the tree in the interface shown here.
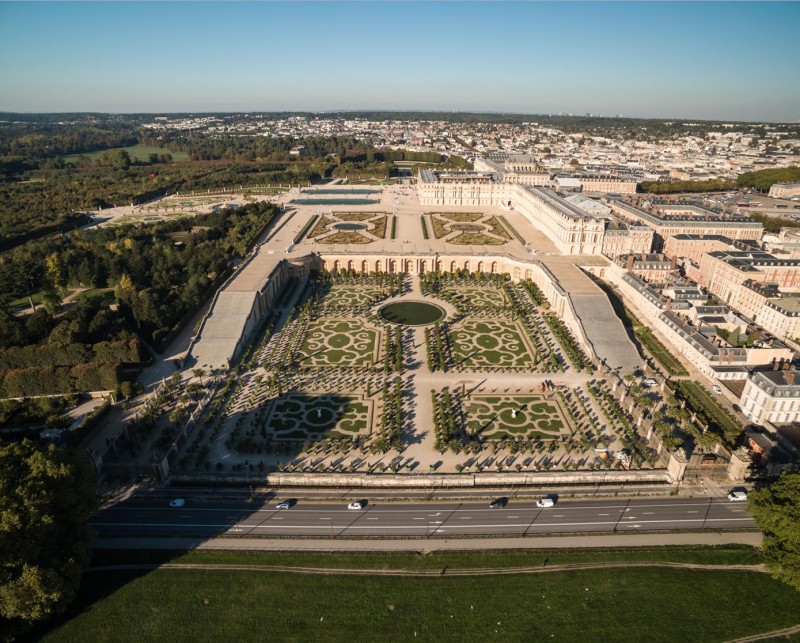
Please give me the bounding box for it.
[0,440,97,636]
[749,471,800,592]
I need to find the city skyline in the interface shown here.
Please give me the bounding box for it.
[0,1,798,121]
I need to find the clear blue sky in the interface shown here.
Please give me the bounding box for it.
[0,2,798,121]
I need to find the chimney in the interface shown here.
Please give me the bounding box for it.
[786,371,795,386]
[784,360,791,371]
[670,256,678,269]
[666,298,672,311]
[772,358,779,371]
[626,255,634,271]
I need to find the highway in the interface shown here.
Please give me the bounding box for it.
[91,495,754,539]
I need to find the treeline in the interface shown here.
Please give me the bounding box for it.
[639,179,736,194]
[340,150,447,164]
[0,122,137,159]
[152,133,372,162]
[0,363,121,397]
[0,338,141,369]
[749,212,800,233]
[737,166,800,192]
[0,161,287,248]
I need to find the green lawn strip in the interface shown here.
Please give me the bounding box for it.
[60,144,188,163]
[636,326,688,376]
[90,546,764,569]
[42,565,800,642]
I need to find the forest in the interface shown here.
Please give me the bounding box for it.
[0,201,278,399]
[737,166,800,192]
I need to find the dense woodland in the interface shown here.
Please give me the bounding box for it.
[0,201,278,400]
[737,166,800,192]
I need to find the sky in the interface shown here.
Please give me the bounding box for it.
[0,1,798,122]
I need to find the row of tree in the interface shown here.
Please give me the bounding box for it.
[0,337,141,370]
[0,363,122,397]
[737,166,800,192]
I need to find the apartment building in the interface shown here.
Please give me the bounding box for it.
[616,253,675,282]
[663,234,740,263]
[601,218,654,260]
[698,251,800,308]
[741,369,800,424]
[607,199,763,251]
[768,182,800,199]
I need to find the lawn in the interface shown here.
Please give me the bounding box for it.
[60,144,188,163]
[40,557,800,642]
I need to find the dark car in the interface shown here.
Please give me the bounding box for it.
[489,497,508,509]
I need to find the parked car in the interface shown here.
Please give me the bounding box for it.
[727,489,748,502]
[642,378,658,388]
[536,497,555,508]
[169,498,185,508]
[348,500,366,510]
[713,385,722,394]
[275,499,295,510]
[489,497,508,509]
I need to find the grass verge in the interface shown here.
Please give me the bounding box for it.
[89,545,764,569]
[39,562,800,642]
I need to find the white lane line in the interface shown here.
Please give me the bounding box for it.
[459,517,472,520]
[643,512,654,515]
[598,513,610,516]
[90,516,755,532]
[366,518,379,521]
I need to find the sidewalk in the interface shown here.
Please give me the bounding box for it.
[92,531,762,552]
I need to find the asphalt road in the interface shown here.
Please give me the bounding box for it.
[91,495,754,539]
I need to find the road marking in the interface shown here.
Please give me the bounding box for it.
[366,518,379,521]
[688,511,699,514]
[598,513,610,516]
[459,517,472,520]
[643,512,654,515]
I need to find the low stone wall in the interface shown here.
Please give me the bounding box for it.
[171,469,672,488]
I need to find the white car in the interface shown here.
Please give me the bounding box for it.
[169,499,185,508]
[275,500,294,510]
[713,385,722,394]
[536,498,555,508]
[348,500,366,510]
[642,378,658,388]
[728,490,748,502]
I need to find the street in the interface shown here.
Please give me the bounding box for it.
[91,493,754,539]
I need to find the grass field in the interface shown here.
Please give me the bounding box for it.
[61,144,188,163]
[40,546,800,642]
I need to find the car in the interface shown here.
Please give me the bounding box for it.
[169,498,185,508]
[713,385,722,394]
[642,378,658,388]
[275,499,295,510]
[728,489,748,502]
[348,500,366,510]
[536,497,555,508]
[489,497,508,509]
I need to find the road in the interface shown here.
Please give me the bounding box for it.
[91,495,754,539]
